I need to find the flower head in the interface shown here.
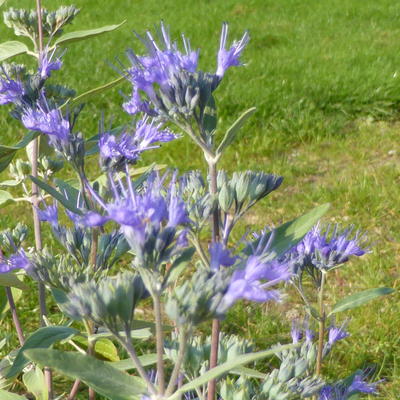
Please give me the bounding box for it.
[209,242,237,271]
[37,203,59,228]
[290,223,368,274]
[82,171,190,268]
[216,23,249,77]
[328,323,349,345]
[99,118,178,169]
[21,106,70,143]
[319,371,380,399]
[39,49,63,79]
[0,74,24,105]
[221,255,290,309]
[0,250,30,274]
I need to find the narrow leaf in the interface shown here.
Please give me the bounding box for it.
[66,76,124,107]
[170,343,296,399]
[29,176,82,215]
[22,367,47,400]
[217,107,256,154]
[330,287,394,315]
[0,131,39,173]
[230,366,267,379]
[269,203,330,256]
[0,190,15,208]
[109,354,160,371]
[0,41,29,62]
[25,349,145,400]
[7,326,79,378]
[0,273,28,290]
[55,21,126,46]
[0,390,26,400]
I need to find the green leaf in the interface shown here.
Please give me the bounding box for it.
[109,353,160,371]
[203,95,217,136]
[0,273,28,290]
[169,344,296,399]
[329,287,394,316]
[164,247,195,288]
[54,178,80,208]
[0,190,15,208]
[217,107,256,154]
[72,336,120,362]
[29,176,82,215]
[6,326,79,378]
[66,76,124,108]
[0,0,6,7]
[0,131,39,173]
[25,349,145,400]
[22,367,47,400]
[0,180,21,187]
[55,21,126,46]
[0,41,29,62]
[268,203,330,258]
[0,389,26,400]
[230,366,267,379]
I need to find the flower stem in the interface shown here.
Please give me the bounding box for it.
[117,334,157,395]
[315,272,326,376]
[207,160,220,400]
[34,1,53,398]
[67,379,81,400]
[166,327,188,396]
[154,294,165,395]
[5,287,24,346]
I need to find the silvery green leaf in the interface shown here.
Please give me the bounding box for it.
[54,21,126,46]
[168,343,297,400]
[22,367,47,400]
[25,349,145,400]
[29,175,82,215]
[0,190,15,208]
[108,354,161,371]
[217,107,256,155]
[0,272,28,290]
[0,390,26,400]
[0,41,29,62]
[0,131,39,173]
[66,76,124,108]
[329,287,394,316]
[6,326,79,378]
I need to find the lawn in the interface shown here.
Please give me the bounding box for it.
[0,0,399,398]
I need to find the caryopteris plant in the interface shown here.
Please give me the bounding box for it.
[0,3,394,400]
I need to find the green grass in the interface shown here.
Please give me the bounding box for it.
[0,0,399,398]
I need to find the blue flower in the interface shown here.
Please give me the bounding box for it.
[21,107,70,143]
[328,323,349,345]
[39,49,63,79]
[123,22,199,115]
[0,74,24,105]
[83,171,190,268]
[221,255,290,308]
[216,23,249,77]
[99,118,178,168]
[290,224,368,273]
[37,203,59,228]
[319,371,379,399]
[0,251,30,274]
[209,242,237,271]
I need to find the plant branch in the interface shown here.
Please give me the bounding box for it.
[154,294,166,395]
[116,334,157,395]
[207,160,220,400]
[166,327,189,396]
[315,272,326,376]
[5,287,24,346]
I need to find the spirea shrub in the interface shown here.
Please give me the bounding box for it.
[0,4,393,400]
